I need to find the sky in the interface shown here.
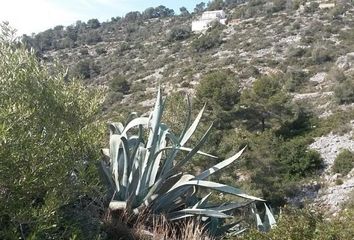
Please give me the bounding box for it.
[0,0,203,35]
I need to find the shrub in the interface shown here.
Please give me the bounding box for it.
[167,26,191,42]
[195,70,240,129]
[332,149,354,175]
[0,27,104,239]
[334,80,354,104]
[236,207,354,240]
[195,70,240,112]
[326,67,346,83]
[311,46,332,64]
[73,59,91,79]
[95,46,107,55]
[191,27,223,52]
[240,74,294,132]
[285,68,308,92]
[109,75,130,94]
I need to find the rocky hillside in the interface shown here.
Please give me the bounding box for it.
[23,0,354,215]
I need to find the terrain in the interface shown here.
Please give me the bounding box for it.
[3,0,354,238]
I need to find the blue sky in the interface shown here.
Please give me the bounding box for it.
[0,0,203,35]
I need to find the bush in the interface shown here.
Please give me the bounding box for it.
[236,207,354,240]
[167,26,191,41]
[332,149,354,175]
[326,67,346,83]
[243,133,322,206]
[311,46,332,64]
[334,80,354,104]
[195,70,240,112]
[0,29,104,239]
[109,75,130,94]
[285,68,308,92]
[191,27,223,52]
[95,46,107,55]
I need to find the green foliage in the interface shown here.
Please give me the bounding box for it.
[191,26,224,52]
[236,207,354,240]
[179,7,191,17]
[196,70,240,112]
[87,18,101,29]
[332,149,354,175]
[0,29,104,239]
[334,79,354,104]
[329,4,347,20]
[195,70,240,129]
[73,59,100,79]
[142,5,174,19]
[311,46,332,64]
[274,137,322,178]
[240,74,294,132]
[305,2,319,13]
[207,0,225,10]
[109,75,130,94]
[100,89,272,236]
[284,68,308,92]
[326,67,346,83]
[194,2,206,14]
[243,132,322,206]
[167,26,191,42]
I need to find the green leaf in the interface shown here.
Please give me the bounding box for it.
[175,180,264,201]
[169,208,232,221]
[180,104,206,146]
[194,146,246,180]
[264,203,276,228]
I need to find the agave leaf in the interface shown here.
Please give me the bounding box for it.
[178,94,191,141]
[148,125,169,187]
[154,146,217,161]
[195,146,246,180]
[175,180,264,201]
[146,88,163,150]
[110,134,121,192]
[120,136,130,190]
[155,173,183,195]
[212,220,243,237]
[264,203,276,228]
[101,148,110,163]
[168,214,195,221]
[256,213,263,230]
[179,104,206,146]
[98,161,115,194]
[101,148,110,158]
[193,193,212,209]
[109,122,124,135]
[170,209,232,220]
[209,202,250,212]
[174,123,214,170]
[135,147,148,197]
[251,204,264,230]
[152,174,195,211]
[168,174,195,192]
[125,112,138,126]
[122,117,149,136]
[227,228,248,237]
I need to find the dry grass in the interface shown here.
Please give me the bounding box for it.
[103,208,214,240]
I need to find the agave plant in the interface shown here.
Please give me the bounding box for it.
[100,89,274,234]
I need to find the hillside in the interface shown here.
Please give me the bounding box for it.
[15,0,354,238]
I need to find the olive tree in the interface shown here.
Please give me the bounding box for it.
[0,23,105,239]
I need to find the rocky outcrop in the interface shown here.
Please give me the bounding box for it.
[309,131,354,215]
[336,52,354,70]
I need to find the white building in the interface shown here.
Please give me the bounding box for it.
[192,10,227,32]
